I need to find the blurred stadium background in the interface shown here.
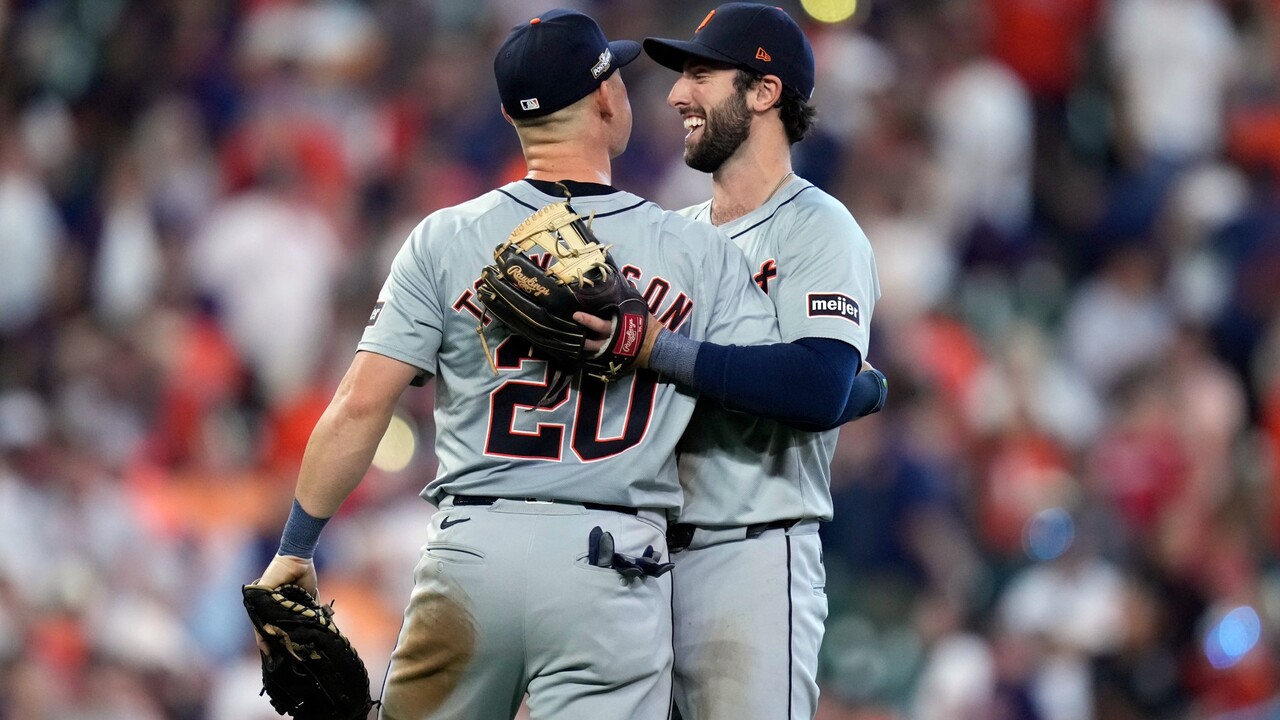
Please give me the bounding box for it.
[1,0,1279,717]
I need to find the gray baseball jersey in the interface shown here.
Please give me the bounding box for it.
[358,180,780,512]
[675,175,880,525]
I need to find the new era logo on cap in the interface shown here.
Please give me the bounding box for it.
[755,47,771,61]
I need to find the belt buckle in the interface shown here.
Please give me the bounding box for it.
[523,498,554,505]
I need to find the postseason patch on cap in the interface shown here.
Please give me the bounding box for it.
[806,292,860,325]
[590,48,613,79]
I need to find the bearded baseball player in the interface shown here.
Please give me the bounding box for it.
[643,5,884,718]
[249,9,792,720]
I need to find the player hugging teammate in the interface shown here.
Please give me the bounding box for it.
[246,4,882,720]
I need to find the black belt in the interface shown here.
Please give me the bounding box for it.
[451,495,638,516]
[666,519,798,553]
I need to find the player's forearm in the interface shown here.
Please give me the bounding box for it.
[789,365,887,432]
[648,332,861,428]
[276,352,419,558]
[294,389,398,518]
[276,392,396,559]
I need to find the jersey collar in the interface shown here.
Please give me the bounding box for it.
[523,178,619,198]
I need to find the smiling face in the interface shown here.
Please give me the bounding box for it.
[667,60,753,173]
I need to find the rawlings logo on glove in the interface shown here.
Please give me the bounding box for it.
[505,265,552,297]
[614,313,645,357]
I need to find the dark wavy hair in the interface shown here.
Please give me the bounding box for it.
[734,69,816,144]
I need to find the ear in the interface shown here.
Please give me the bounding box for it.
[500,104,515,126]
[594,78,615,120]
[748,75,784,113]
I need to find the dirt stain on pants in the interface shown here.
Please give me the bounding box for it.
[380,589,477,719]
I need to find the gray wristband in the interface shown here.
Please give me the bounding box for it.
[647,329,699,386]
[278,499,329,559]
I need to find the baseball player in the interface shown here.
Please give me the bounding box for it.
[644,5,883,718]
[250,10,788,720]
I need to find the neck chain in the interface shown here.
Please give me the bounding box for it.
[711,171,795,226]
[766,171,795,202]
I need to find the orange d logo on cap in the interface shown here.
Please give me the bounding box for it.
[696,9,715,33]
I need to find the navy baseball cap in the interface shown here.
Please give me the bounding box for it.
[495,9,642,120]
[644,3,816,101]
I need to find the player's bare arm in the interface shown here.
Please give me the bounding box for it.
[251,350,418,666]
[255,351,420,587]
[294,350,419,516]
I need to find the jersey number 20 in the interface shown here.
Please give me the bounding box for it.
[485,337,658,461]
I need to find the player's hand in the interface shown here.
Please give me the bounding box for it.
[250,554,318,655]
[573,311,662,368]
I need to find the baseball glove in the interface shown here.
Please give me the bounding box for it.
[476,199,651,395]
[242,583,375,720]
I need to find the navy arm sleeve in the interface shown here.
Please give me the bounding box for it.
[789,364,887,432]
[690,337,873,430]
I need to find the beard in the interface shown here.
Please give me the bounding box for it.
[684,89,752,173]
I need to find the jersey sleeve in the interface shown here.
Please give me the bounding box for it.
[773,201,879,355]
[357,219,443,376]
[700,228,780,346]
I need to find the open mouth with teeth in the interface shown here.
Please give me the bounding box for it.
[682,115,706,142]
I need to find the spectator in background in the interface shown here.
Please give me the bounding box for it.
[911,592,996,720]
[188,158,341,407]
[928,0,1034,263]
[1107,0,1242,164]
[1062,244,1175,392]
[0,132,63,338]
[997,512,1127,720]
[986,0,1099,104]
[1088,366,1188,542]
[93,154,163,327]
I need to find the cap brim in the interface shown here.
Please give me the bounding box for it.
[610,40,642,69]
[643,37,742,74]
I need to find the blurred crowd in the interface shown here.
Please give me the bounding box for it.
[1,0,1279,718]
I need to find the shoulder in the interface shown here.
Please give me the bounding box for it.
[779,183,854,225]
[432,188,520,226]
[408,188,524,249]
[776,182,869,247]
[611,196,728,247]
[663,207,742,259]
